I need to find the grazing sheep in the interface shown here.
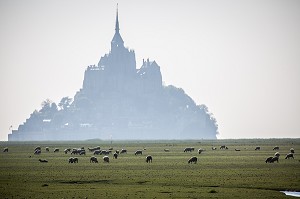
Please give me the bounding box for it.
[73,157,78,163]
[115,150,120,154]
[120,149,127,154]
[109,147,113,150]
[35,146,41,151]
[71,148,84,155]
[265,156,273,163]
[90,156,98,163]
[39,159,48,163]
[103,156,109,163]
[79,150,86,155]
[34,149,41,155]
[220,145,226,150]
[68,157,73,163]
[88,146,101,152]
[188,156,198,164]
[64,148,70,154]
[184,147,194,152]
[164,149,170,152]
[273,146,279,150]
[71,149,79,155]
[212,147,217,150]
[3,147,8,152]
[45,147,49,152]
[135,150,143,155]
[113,152,118,159]
[285,153,294,159]
[93,150,101,155]
[255,146,261,150]
[274,152,280,157]
[101,150,110,155]
[198,148,204,154]
[54,148,59,153]
[290,148,295,153]
[270,156,279,163]
[146,155,152,163]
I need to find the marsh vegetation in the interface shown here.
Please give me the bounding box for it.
[0,139,299,198]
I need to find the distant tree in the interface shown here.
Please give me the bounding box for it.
[40,99,52,113]
[40,99,58,116]
[58,97,72,110]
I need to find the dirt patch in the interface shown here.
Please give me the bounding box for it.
[136,181,149,184]
[59,180,111,184]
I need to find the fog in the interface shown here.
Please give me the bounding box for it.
[1,0,300,140]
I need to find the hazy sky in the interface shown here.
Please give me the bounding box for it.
[0,0,299,141]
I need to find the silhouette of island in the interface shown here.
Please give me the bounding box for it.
[8,8,218,141]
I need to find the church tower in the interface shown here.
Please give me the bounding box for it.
[111,4,124,51]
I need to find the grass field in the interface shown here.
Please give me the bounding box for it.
[0,139,299,198]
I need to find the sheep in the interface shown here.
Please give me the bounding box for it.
[68,157,78,163]
[69,157,74,163]
[274,152,280,157]
[198,148,204,154]
[39,159,48,163]
[34,149,41,155]
[255,146,261,150]
[64,148,71,154]
[135,150,143,155]
[73,157,78,163]
[103,156,109,163]
[71,149,79,155]
[188,156,197,164]
[101,150,110,155]
[71,148,84,155]
[79,150,86,155]
[220,145,226,150]
[3,147,8,152]
[212,147,217,150]
[90,156,98,163]
[120,149,127,154]
[109,147,113,150]
[270,156,279,163]
[235,149,241,151]
[34,146,41,151]
[285,153,294,159]
[54,148,59,153]
[146,155,152,163]
[88,146,101,152]
[115,150,120,154]
[184,147,194,152]
[265,156,273,163]
[164,149,170,152]
[113,152,118,159]
[290,148,295,153]
[273,146,279,150]
[93,150,101,155]
[45,147,49,152]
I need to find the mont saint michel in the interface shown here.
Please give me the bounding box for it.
[8,9,218,141]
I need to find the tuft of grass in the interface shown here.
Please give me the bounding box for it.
[209,189,217,193]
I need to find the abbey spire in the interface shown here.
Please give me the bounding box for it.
[115,4,120,33]
[111,4,124,49]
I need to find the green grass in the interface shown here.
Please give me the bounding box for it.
[0,139,299,198]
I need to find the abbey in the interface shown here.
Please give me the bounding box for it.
[8,9,218,141]
[79,9,162,105]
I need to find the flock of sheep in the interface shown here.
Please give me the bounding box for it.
[2,144,296,165]
[264,146,295,163]
[28,146,153,164]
